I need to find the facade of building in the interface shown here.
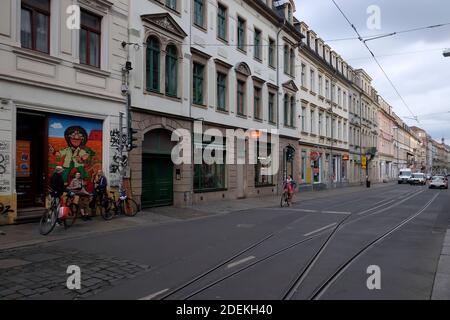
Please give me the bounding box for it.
[377,96,395,181]
[126,0,305,208]
[0,0,129,225]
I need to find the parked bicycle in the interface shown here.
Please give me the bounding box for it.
[39,194,60,235]
[101,189,139,220]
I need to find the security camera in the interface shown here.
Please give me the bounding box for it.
[121,84,128,95]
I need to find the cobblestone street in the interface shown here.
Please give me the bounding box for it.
[0,246,150,300]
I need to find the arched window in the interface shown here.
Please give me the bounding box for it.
[165,44,178,97]
[146,36,160,92]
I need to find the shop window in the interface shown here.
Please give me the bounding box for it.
[194,143,226,192]
[255,141,273,187]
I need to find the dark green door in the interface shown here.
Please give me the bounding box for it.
[142,154,173,208]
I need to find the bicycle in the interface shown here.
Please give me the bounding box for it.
[101,189,139,220]
[280,189,290,207]
[39,194,60,235]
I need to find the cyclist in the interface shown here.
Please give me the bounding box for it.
[282,175,297,205]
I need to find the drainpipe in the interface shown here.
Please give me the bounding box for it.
[276,19,284,194]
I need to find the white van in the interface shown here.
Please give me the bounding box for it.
[398,169,412,184]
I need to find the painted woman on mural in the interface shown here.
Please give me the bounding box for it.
[49,126,91,182]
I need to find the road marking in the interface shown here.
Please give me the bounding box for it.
[227,256,256,269]
[303,223,337,237]
[139,288,169,300]
[321,211,351,215]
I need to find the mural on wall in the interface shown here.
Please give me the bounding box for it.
[48,115,103,192]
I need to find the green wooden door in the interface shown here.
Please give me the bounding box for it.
[142,154,173,208]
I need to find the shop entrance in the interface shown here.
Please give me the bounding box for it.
[16,111,47,209]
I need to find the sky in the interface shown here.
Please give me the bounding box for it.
[294,0,450,145]
[48,115,102,138]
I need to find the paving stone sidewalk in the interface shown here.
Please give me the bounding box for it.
[432,229,450,300]
[0,246,150,300]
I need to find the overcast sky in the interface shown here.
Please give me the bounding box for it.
[294,0,450,145]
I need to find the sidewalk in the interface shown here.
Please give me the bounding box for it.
[431,229,450,299]
[0,182,392,251]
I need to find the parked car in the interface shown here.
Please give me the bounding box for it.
[429,176,448,189]
[398,169,412,184]
[409,173,426,185]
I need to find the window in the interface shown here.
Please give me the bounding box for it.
[237,80,246,115]
[268,38,275,68]
[343,92,347,109]
[284,45,289,74]
[194,0,204,27]
[217,3,227,41]
[337,88,341,106]
[319,113,323,136]
[146,36,160,92]
[326,116,330,137]
[290,49,295,77]
[165,45,178,96]
[331,84,336,103]
[166,0,177,10]
[79,10,102,68]
[21,0,50,54]
[255,141,273,187]
[310,69,315,92]
[318,75,323,96]
[310,110,315,134]
[194,153,226,192]
[284,94,289,126]
[237,17,246,51]
[254,28,262,60]
[301,151,307,181]
[217,72,227,111]
[193,62,205,105]
[254,86,262,120]
[268,92,275,123]
[301,107,306,132]
[325,79,330,99]
[290,96,295,127]
[301,64,306,87]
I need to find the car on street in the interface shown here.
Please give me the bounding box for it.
[429,176,448,189]
[408,173,426,185]
[398,169,412,184]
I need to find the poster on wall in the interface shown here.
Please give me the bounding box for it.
[0,140,11,194]
[48,115,103,192]
[16,140,31,177]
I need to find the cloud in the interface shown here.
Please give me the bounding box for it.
[50,122,63,129]
[294,0,450,142]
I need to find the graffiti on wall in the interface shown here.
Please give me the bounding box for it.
[0,141,11,194]
[48,115,103,192]
[0,202,14,216]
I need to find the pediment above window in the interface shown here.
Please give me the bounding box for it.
[235,62,252,77]
[141,13,187,40]
[78,0,113,13]
[282,80,299,92]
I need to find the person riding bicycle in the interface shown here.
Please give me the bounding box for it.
[90,169,108,209]
[282,175,297,204]
[49,166,65,225]
[67,171,91,221]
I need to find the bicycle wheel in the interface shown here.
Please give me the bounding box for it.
[122,198,139,217]
[39,207,57,235]
[101,198,115,221]
[64,203,79,229]
[280,193,287,207]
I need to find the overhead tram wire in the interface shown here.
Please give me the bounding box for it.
[325,22,450,42]
[330,0,419,124]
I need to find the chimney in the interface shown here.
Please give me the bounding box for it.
[442,138,445,144]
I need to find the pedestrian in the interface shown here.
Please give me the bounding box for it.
[283,175,297,205]
[67,171,91,220]
[90,169,108,210]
